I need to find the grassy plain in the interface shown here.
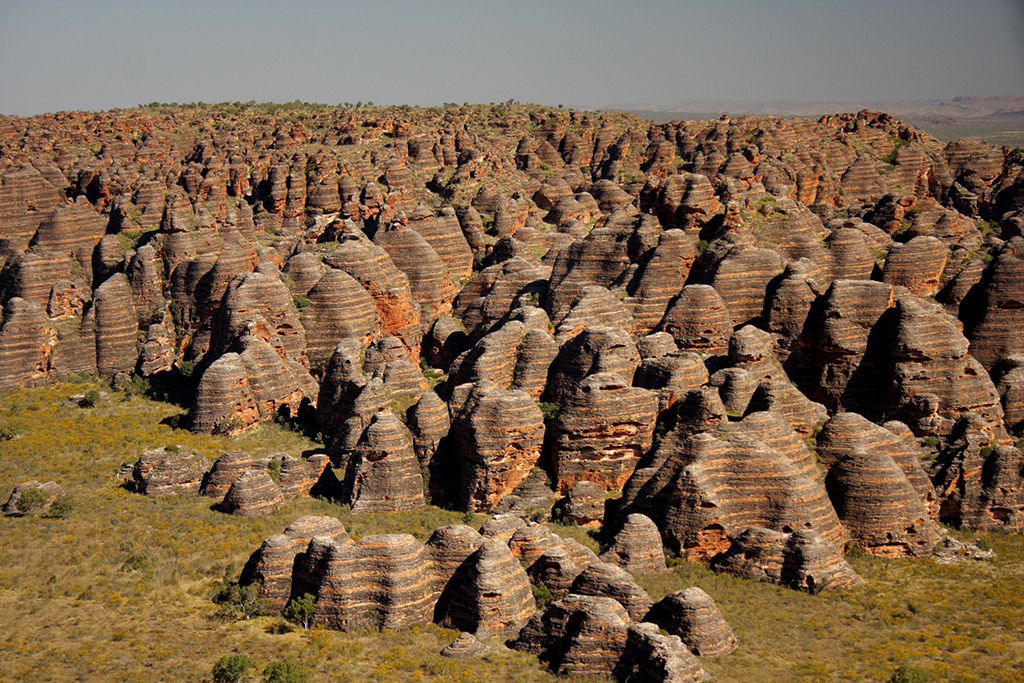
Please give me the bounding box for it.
[1,381,1023,682]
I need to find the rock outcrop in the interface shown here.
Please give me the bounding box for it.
[599,513,667,575]
[629,432,845,559]
[435,538,536,637]
[221,469,285,516]
[551,372,658,492]
[644,587,738,656]
[711,526,861,590]
[342,411,425,513]
[449,381,545,512]
[131,446,209,496]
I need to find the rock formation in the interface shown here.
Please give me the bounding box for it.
[435,538,536,637]
[599,513,667,575]
[131,446,209,496]
[644,587,738,656]
[342,410,425,513]
[449,381,544,512]
[551,372,658,492]
[221,469,284,516]
[711,526,861,590]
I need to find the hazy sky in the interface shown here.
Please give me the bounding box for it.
[1,0,1021,116]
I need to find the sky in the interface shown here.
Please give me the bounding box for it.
[1,0,1022,116]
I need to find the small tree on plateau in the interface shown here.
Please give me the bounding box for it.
[283,593,315,630]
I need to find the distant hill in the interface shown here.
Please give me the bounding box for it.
[612,96,1024,145]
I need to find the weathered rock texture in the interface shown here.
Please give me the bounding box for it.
[629,432,845,559]
[131,446,209,496]
[599,513,667,575]
[552,372,658,493]
[3,480,64,515]
[644,587,738,656]
[450,381,545,512]
[711,526,861,590]
[435,538,536,637]
[342,411,425,512]
[221,469,285,516]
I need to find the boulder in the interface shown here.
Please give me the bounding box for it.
[599,513,667,575]
[440,632,491,659]
[657,284,733,352]
[221,469,284,516]
[544,326,641,406]
[630,432,845,559]
[614,622,709,683]
[644,587,738,656]
[3,480,63,515]
[131,446,209,496]
[302,534,437,631]
[514,594,631,677]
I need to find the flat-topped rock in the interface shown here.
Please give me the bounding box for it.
[131,446,209,497]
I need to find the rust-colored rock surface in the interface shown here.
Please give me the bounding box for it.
[450,381,545,512]
[552,372,658,493]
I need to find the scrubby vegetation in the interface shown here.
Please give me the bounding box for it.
[1,381,1023,682]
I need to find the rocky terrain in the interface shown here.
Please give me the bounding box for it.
[2,101,1024,681]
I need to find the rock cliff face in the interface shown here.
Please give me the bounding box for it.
[449,381,545,512]
[552,372,658,492]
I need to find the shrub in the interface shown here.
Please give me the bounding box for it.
[531,582,553,609]
[844,541,865,559]
[15,487,48,516]
[889,664,930,683]
[80,389,101,408]
[283,593,315,630]
[0,422,23,440]
[538,402,559,420]
[43,493,74,519]
[212,654,256,683]
[293,295,312,311]
[215,582,270,621]
[262,659,308,683]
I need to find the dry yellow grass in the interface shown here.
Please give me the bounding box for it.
[1,381,1023,682]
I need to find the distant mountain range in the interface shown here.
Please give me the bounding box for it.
[611,95,1024,122]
